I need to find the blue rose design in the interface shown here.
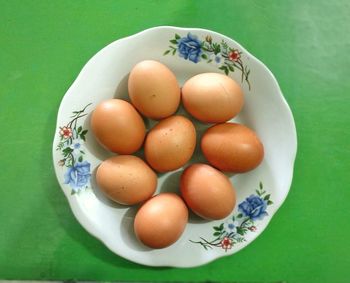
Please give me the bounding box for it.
[64,161,91,192]
[177,33,202,63]
[238,195,268,220]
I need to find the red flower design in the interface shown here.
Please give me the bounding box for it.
[228,50,240,61]
[249,226,257,232]
[59,126,73,139]
[221,237,233,251]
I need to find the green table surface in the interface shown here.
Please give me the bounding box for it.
[1,0,349,282]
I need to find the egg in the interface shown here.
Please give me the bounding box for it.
[180,163,236,220]
[96,155,157,205]
[181,73,244,123]
[128,60,181,119]
[134,193,188,248]
[144,115,196,172]
[91,99,145,154]
[201,123,264,172]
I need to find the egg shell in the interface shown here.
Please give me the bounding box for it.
[144,115,196,173]
[201,123,264,173]
[134,193,188,249]
[181,72,244,123]
[91,99,145,154]
[128,60,181,119]
[96,155,157,205]
[180,163,236,220]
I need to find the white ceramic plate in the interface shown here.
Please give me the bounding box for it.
[52,26,297,267]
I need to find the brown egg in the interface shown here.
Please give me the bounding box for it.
[96,155,157,205]
[128,60,181,119]
[180,164,236,220]
[91,99,145,154]
[134,193,188,249]
[201,123,264,173]
[144,115,196,172]
[182,73,244,123]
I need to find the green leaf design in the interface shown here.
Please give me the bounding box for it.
[80,129,88,141]
[221,40,228,50]
[267,200,273,205]
[62,147,73,156]
[213,43,221,55]
[213,223,224,231]
[172,49,176,55]
[175,34,181,40]
[78,156,83,162]
[236,237,245,243]
[219,65,229,75]
[236,227,246,236]
[62,147,73,153]
[56,142,65,150]
[237,213,243,218]
[207,59,213,63]
[259,181,263,190]
[256,189,261,196]
[77,126,82,133]
[213,231,221,237]
[163,50,170,55]
[232,215,235,221]
[264,194,271,201]
[201,53,208,59]
[170,39,178,44]
[228,64,234,72]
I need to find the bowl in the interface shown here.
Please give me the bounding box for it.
[52,26,297,267]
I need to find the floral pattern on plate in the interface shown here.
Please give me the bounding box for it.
[51,26,296,267]
[56,103,92,194]
[190,182,273,251]
[164,33,251,89]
